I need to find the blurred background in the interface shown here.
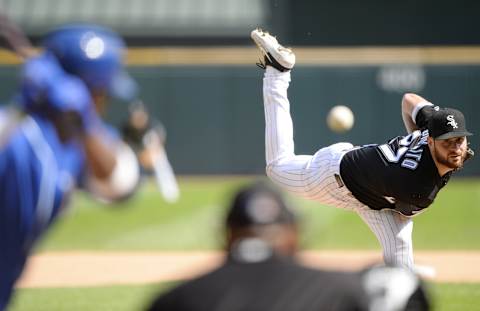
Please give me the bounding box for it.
[1,0,479,175]
[2,1,480,310]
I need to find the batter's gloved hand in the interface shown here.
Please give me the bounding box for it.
[122,99,167,149]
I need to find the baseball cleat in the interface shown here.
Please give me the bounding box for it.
[251,28,295,72]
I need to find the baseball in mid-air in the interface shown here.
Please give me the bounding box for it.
[326,105,354,133]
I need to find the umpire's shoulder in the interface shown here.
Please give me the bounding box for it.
[146,269,218,311]
[310,268,370,311]
[146,281,190,311]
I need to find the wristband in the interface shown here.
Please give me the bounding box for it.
[411,101,433,124]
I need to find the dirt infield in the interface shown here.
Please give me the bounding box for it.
[17,250,480,288]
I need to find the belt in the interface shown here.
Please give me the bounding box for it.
[334,173,356,199]
[334,173,345,188]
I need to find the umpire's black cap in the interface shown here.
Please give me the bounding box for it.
[226,182,297,228]
[428,107,473,140]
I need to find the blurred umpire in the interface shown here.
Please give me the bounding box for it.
[147,181,370,311]
[0,24,140,310]
[147,181,431,311]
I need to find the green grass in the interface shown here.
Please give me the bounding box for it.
[12,177,480,311]
[413,179,480,249]
[9,283,174,311]
[36,177,480,251]
[433,283,480,311]
[9,282,480,311]
[38,177,249,251]
[299,178,480,250]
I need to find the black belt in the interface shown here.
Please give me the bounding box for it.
[334,174,345,188]
[334,173,357,199]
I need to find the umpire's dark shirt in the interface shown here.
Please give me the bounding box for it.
[147,253,368,311]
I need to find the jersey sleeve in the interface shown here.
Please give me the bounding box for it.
[414,105,436,129]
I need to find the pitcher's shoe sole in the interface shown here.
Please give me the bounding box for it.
[251,28,295,71]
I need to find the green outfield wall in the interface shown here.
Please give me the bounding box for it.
[276,0,480,46]
[0,62,478,175]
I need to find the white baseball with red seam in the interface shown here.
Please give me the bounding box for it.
[327,105,354,133]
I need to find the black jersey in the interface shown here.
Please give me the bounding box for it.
[339,106,451,217]
[147,255,369,311]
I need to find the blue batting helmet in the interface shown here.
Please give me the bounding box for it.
[19,52,94,119]
[43,23,137,101]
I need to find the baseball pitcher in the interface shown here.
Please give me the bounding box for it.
[251,29,474,270]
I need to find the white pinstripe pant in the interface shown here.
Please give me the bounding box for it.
[263,67,414,268]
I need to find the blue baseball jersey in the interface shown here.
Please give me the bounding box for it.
[0,111,85,309]
[0,48,138,311]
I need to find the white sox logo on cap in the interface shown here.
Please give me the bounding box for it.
[428,107,472,139]
[446,115,458,129]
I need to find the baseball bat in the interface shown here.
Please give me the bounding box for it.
[144,130,180,203]
[0,11,35,58]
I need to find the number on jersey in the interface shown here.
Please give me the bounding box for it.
[378,130,428,170]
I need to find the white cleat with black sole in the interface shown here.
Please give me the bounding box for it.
[250,28,295,72]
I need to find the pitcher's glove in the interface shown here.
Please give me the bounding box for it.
[465,147,475,162]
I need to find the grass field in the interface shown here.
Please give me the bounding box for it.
[9,177,480,310]
[37,177,480,251]
[10,283,480,311]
